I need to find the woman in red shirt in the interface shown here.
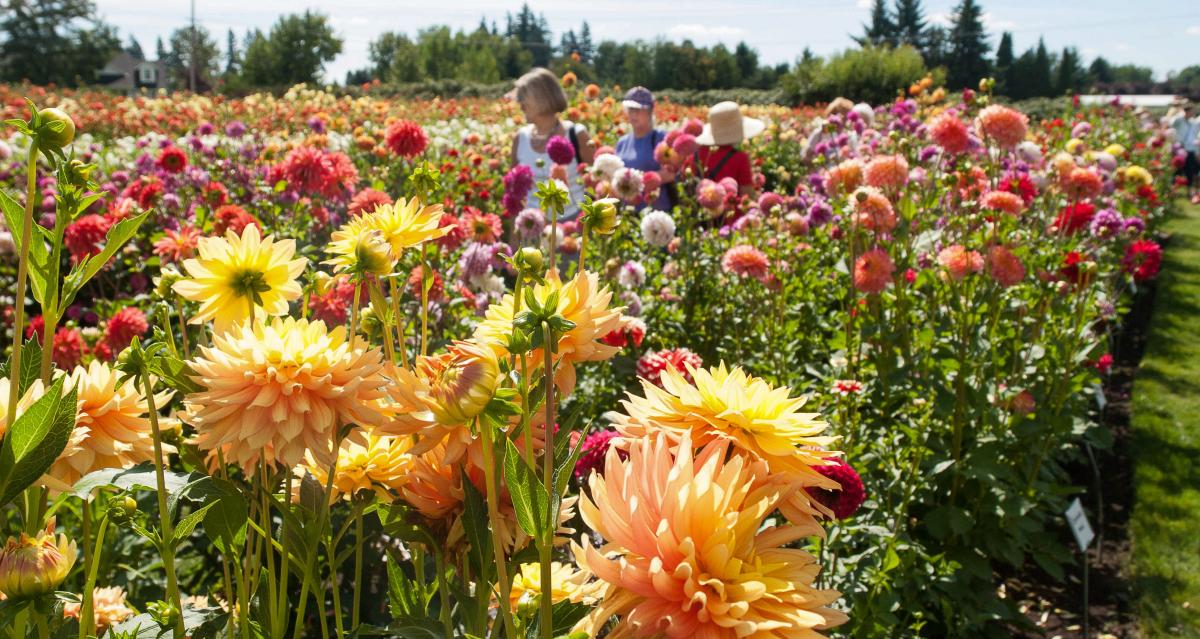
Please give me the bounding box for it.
[695,101,764,199]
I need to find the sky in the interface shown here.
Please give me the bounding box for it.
[94,0,1200,84]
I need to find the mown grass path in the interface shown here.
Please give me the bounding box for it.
[1131,198,1200,637]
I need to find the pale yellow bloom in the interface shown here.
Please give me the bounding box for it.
[173,225,307,333]
[300,434,413,502]
[508,561,602,612]
[324,214,395,277]
[63,586,134,632]
[184,317,388,472]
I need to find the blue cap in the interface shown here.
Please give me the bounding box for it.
[622,86,654,110]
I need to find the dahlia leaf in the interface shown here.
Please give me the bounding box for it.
[0,377,74,509]
[172,501,218,546]
[0,338,42,396]
[461,472,494,583]
[199,478,248,554]
[61,210,148,309]
[0,189,51,306]
[504,438,549,542]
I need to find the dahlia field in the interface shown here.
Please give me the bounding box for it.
[0,78,1178,638]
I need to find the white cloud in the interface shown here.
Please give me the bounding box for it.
[1187,25,1200,36]
[982,13,1016,30]
[856,0,872,9]
[667,23,747,40]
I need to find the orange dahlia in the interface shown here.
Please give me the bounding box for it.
[184,317,389,472]
[976,105,1028,148]
[299,434,412,502]
[575,434,846,637]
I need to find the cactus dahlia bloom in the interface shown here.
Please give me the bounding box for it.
[507,561,602,612]
[975,105,1028,148]
[612,364,840,535]
[474,270,624,394]
[173,225,307,333]
[324,215,395,277]
[299,434,413,502]
[0,519,77,599]
[63,586,134,632]
[863,154,909,190]
[48,361,174,486]
[184,317,389,472]
[574,434,846,638]
[416,340,500,426]
[364,198,451,260]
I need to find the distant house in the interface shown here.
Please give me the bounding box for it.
[96,51,170,92]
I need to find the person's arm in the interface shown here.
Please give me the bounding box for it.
[575,125,596,165]
[510,134,519,167]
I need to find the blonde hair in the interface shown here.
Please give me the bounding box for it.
[514,68,568,116]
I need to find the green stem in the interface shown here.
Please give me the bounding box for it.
[539,321,556,639]
[351,504,364,630]
[78,512,109,639]
[390,278,408,368]
[141,372,185,639]
[259,460,278,638]
[7,144,37,457]
[477,416,518,639]
[435,547,453,639]
[277,472,292,635]
[419,244,430,356]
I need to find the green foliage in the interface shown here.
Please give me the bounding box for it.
[781,45,932,105]
[0,376,76,508]
[945,0,990,89]
[239,10,341,86]
[0,0,121,86]
[164,24,221,91]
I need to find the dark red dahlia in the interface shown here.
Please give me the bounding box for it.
[1123,239,1162,282]
[811,458,867,520]
[104,307,148,354]
[385,120,428,158]
[158,146,188,173]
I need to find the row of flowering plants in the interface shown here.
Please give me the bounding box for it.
[0,74,1178,638]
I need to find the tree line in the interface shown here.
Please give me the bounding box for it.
[1,0,1197,101]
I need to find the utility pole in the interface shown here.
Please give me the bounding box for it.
[189,0,197,92]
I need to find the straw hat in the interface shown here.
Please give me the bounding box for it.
[695,101,765,146]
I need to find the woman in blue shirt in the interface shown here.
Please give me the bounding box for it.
[614,87,674,211]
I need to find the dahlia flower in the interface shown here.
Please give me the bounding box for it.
[347,188,393,217]
[1123,239,1162,282]
[823,159,864,195]
[613,363,840,534]
[366,198,451,259]
[852,187,897,233]
[415,340,500,426]
[325,215,395,277]
[853,248,895,294]
[474,270,623,394]
[0,519,77,599]
[385,119,428,158]
[811,457,867,520]
[212,204,259,236]
[721,244,771,281]
[863,154,909,189]
[184,317,389,472]
[639,210,675,247]
[103,307,148,354]
[508,561,602,612]
[173,225,307,333]
[64,586,134,631]
[300,434,413,502]
[986,245,1025,288]
[976,105,1028,148]
[980,190,1023,216]
[53,361,175,481]
[546,135,575,165]
[635,348,703,387]
[153,225,201,263]
[937,245,984,280]
[927,112,971,154]
[575,434,846,637]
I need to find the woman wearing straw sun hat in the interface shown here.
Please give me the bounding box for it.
[695,101,764,200]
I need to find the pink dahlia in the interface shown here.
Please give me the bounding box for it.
[853,248,895,294]
[927,112,971,154]
[64,214,113,263]
[636,348,703,387]
[938,245,984,280]
[986,245,1025,287]
[980,190,1023,216]
[852,187,897,233]
[976,105,1028,148]
[103,307,148,354]
[863,154,909,189]
[347,188,393,217]
[720,244,770,281]
[1123,239,1162,282]
[573,429,624,480]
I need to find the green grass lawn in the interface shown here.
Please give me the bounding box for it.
[1131,197,1200,637]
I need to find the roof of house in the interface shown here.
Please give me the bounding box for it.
[97,52,167,90]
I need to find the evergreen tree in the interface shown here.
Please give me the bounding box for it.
[893,0,926,49]
[560,29,578,57]
[1031,38,1052,96]
[945,0,989,89]
[922,25,949,68]
[1088,56,1112,86]
[856,0,896,47]
[1054,46,1084,95]
[578,22,594,64]
[166,24,220,90]
[993,31,1013,95]
[735,42,759,86]
[0,0,121,85]
[156,36,167,61]
[125,35,144,59]
[225,28,238,74]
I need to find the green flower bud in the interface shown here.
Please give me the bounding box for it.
[515,246,544,273]
[38,107,76,149]
[586,197,619,235]
[515,590,540,620]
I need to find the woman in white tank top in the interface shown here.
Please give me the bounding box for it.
[509,68,595,221]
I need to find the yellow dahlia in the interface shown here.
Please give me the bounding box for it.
[507,561,602,612]
[63,586,134,632]
[612,363,839,534]
[474,269,623,394]
[173,224,307,333]
[299,434,412,502]
[575,434,846,638]
[184,317,388,472]
[51,361,175,482]
[399,441,465,526]
[0,519,78,599]
[324,214,395,277]
[365,197,450,259]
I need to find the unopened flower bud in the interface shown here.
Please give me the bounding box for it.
[38,107,76,149]
[587,197,619,235]
[0,519,77,599]
[515,247,544,274]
